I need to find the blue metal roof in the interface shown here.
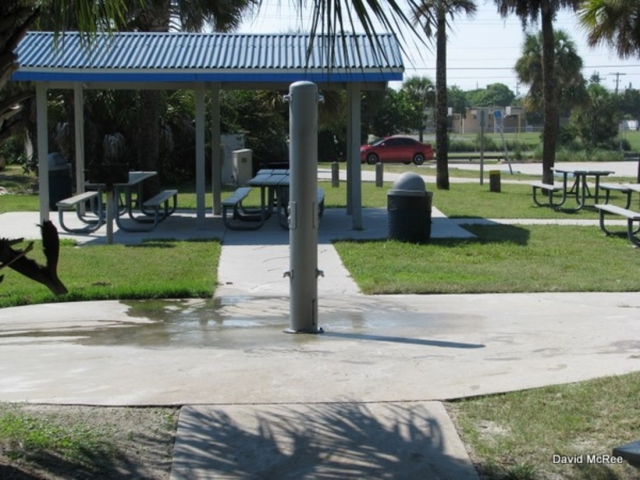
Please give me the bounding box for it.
[12,32,403,85]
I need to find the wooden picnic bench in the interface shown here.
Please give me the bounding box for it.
[56,191,104,233]
[595,203,640,246]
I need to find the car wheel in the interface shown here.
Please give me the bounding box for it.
[366,153,378,165]
[413,153,425,165]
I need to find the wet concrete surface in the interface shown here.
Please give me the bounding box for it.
[1,292,640,406]
[0,297,481,350]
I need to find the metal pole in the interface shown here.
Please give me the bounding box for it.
[284,81,322,334]
[480,109,485,186]
[375,162,384,187]
[331,161,340,187]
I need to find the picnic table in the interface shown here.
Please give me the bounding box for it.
[57,170,178,243]
[552,167,614,211]
[249,169,290,221]
[222,169,324,230]
[532,167,615,211]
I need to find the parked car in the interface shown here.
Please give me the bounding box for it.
[360,136,434,165]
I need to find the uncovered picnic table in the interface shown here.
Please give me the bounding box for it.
[531,167,614,211]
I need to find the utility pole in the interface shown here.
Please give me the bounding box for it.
[610,72,627,94]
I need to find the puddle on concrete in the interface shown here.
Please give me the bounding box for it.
[3,298,480,349]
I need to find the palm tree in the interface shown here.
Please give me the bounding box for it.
[412,0,477,190]
[1,0,136,157]
[494,0,583,185]
[119,0,256,196]
[401,76,435,142]
[578,0,640,58]
[515,29,587,118]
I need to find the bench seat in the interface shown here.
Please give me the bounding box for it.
[531,181,567,208]
[613,440,640,469]
[598,183,632,208]
[116,189,178,232]
[142,189,178,217]
[595,203,640,246]
[56,191,104,233]
[222,187,265,230]
[278,187,326,229]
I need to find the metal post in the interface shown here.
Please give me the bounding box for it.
[36,83,49,223]
[375,162,384,187]
[489,170,501,193]
[331,161,340,187]
[284,81,322,334]
[479,109,485,186]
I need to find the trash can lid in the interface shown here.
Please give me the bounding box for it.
[388,172,427,196]
[47,152,69,170]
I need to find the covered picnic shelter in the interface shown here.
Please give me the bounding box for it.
[12,31,404,230]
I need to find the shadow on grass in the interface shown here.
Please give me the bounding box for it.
[458,223,530,246]
[1,430,171,480]
[172,403,478,479]
[339,223,531,247]
[128,238,219,249]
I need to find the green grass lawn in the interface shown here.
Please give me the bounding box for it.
[335,224,640,294]
[448,372,640,480]
[0,238,220,308]
[323,181,638,220]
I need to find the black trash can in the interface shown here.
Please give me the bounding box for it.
[387,172,432,243]
[47,153,73,211]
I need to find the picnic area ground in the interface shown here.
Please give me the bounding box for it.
[1,161,640,479]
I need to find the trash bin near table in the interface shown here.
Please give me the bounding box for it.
[387,172,432,243]
[47,153,72,210]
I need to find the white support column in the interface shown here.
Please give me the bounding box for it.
[73,85,85,194]
[195,83,206,228]
[36,83,49,222]
[347,83,362,230]
[210,83,221,215]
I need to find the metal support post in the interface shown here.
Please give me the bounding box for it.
[331,161,340,187]
[375,162,384,187]
[283,81,323,334]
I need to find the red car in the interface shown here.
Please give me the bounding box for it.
[360,136,434,165]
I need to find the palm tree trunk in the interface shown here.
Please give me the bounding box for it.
[435,11,449,190]
[540,5,558,185]
[133,0,169,199]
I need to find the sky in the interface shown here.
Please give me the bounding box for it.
[237,1,640,96]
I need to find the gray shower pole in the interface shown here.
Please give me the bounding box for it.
[284,81,323,334]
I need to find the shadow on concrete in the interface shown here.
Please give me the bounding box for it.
[322,332,484,349]
[171,403,478,479]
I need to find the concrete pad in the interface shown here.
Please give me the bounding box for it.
[1,292,640,406]
[170,402,478,480]
[0,206,472,245]
[215,243,360,297]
